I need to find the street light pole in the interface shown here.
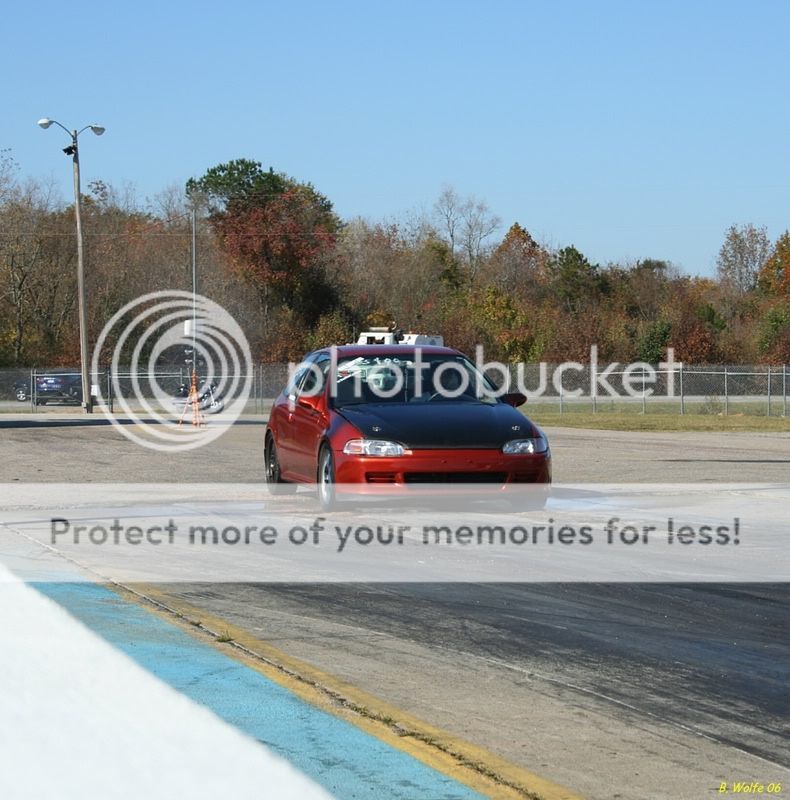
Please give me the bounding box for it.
[37,118,105,414]
[70,129,91,413]
[192,206,198,377]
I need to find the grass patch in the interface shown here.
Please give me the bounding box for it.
[527,409,790,432]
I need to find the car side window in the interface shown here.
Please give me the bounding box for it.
[285,367,308,399]
[286,354,331,400]
[298,356,331,397]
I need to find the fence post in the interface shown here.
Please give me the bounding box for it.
[724,367,729,416]
[679,363,684,415]
[642,369,647,414]
[591,363,597,414]
[107,367,113,414]
[30,368,35,413]
[559,384,564,415]
[783,365,787,418]
[768,365,772,418]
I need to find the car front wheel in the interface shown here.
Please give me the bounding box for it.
[317,445,336,511]
[507,484,550,512]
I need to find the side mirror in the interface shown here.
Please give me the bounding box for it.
[297,393,323,412]
[502,392,527,407]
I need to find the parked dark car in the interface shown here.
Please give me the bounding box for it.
[14,375,82,405]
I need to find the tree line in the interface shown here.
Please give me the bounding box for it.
[1,153,788,367]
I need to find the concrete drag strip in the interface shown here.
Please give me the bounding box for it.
[0,561,330,800]
[2,478,788,799]
[1,533,544,799]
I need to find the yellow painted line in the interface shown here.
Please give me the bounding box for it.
[111,582,583,800]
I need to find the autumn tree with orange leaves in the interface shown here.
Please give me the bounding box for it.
[758,231,790,297]
[187,160,341,323]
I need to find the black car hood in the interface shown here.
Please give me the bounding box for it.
[337,402,537,449]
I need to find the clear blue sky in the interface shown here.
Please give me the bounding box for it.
[3,0,789,276]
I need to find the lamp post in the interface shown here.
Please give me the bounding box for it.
[37,117,105,413]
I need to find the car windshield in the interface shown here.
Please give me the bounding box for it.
[331,354,498,407]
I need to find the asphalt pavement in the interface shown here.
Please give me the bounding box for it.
[2,413,789,799]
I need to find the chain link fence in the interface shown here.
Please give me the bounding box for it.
[0,364,788,417]
[490,364,790,417]
[0,365,290,415]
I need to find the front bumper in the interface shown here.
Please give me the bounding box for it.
[332,447,551,495]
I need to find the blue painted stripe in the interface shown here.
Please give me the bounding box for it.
[35,583,486,800]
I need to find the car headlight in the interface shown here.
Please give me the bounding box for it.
[502,435,549,455]
[343,439,406,457]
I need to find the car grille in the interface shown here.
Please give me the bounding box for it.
[403,472,507,484]
[365,472,397,484]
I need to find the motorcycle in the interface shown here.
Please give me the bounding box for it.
[173,378,225,414]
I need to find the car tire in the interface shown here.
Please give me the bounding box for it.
[317,445,336,511]
[509,496,548,512]
[15,388,28,402]
[507,485,550,512]
[264,435,296,495]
